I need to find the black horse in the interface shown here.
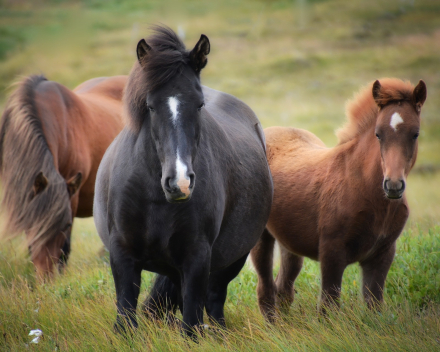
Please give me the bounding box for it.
[94,26,273,336]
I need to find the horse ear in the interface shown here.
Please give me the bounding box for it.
[33,171,48,196]
[190,34,210,73]
[372,80,382,107]
[137,39,152,66]
[67,172,82,197]
[413,80,427,112]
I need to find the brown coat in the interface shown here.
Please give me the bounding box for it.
[251,78,426,321]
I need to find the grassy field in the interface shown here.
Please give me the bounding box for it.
[1,0,440,350]
[1,220,440,351]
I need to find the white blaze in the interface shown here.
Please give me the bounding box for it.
[175,150,190,196]
[168,96,179,125]
[390,112,404,131]
[168,96,190,197]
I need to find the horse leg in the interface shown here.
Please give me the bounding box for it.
[205,253,249,328]
[143,274,182,323]
[180,244,211,338]
[360,242,396,309]
[110,251,142,333]
[319,247,347,313]
[275,244,303,313]
[250,228,277,322]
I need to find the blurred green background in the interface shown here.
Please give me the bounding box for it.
[0,0,439,227]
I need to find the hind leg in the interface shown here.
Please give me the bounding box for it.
[360,243,395,309]
[205,253,249,327]
[250,228,277,322]
[143,274,182,323]
[275,244,303,313]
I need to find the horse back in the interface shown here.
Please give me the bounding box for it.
[74,75,127,102]
[203,86,267,151]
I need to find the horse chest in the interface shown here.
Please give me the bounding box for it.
[345,202,408,263]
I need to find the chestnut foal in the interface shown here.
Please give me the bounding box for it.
[251,78,426,320]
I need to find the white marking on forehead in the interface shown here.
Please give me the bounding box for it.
[390,112,404,131]
[168,96,180,125]
[175,149,190,196]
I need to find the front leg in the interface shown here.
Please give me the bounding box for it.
[360,242,396,309]
[110,251,142,333]
[319,246,347,313]
[180,243,211,338]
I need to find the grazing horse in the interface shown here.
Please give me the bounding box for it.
[251,78,426,321]
[94,26,272,336]
[0,75,127,278]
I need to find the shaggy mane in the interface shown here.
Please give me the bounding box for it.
[124,25,193,132]
[0,75,71,255]
[336,78,415,144]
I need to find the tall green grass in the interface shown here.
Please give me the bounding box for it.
[1,220,440,351]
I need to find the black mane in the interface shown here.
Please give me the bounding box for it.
[124,25,195,132]
[139,25,191,92]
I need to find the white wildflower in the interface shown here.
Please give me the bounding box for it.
[30,336,40,344]
[29,329,43,344]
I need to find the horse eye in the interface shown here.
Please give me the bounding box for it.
[413,132,419,140]
[197,102,205,111]
[375,133,381,140]
[148,105,155,112]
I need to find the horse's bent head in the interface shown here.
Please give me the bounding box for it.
[134,27,210,203]
[373,79,426,199]
[28,171,81,279]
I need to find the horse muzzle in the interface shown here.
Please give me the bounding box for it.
[162,173,195,203]
[383,178,405,199]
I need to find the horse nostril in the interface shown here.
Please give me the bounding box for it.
[383,179,389,192]
[164,177,173,192]
[189,173,195,189]
[397,180,405,192]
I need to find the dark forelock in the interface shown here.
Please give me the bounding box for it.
[140,25,191,92]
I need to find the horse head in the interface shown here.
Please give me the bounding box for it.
[29,171,81,279]
[373,79,426,199]
[134,28,210,203]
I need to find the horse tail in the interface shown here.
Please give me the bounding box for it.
[0,75,71,254]
[143,275,181,319]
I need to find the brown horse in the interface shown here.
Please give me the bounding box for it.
[0,74,127,278]
[251,78,427,321]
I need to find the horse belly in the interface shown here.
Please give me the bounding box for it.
[267,209,320,260]
[210,163,273,270]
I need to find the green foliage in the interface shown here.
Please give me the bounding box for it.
[387,227,440,306]
[0,26,25,60]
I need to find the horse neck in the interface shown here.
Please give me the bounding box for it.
[337,127,385,199]
[137,118,162,174]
